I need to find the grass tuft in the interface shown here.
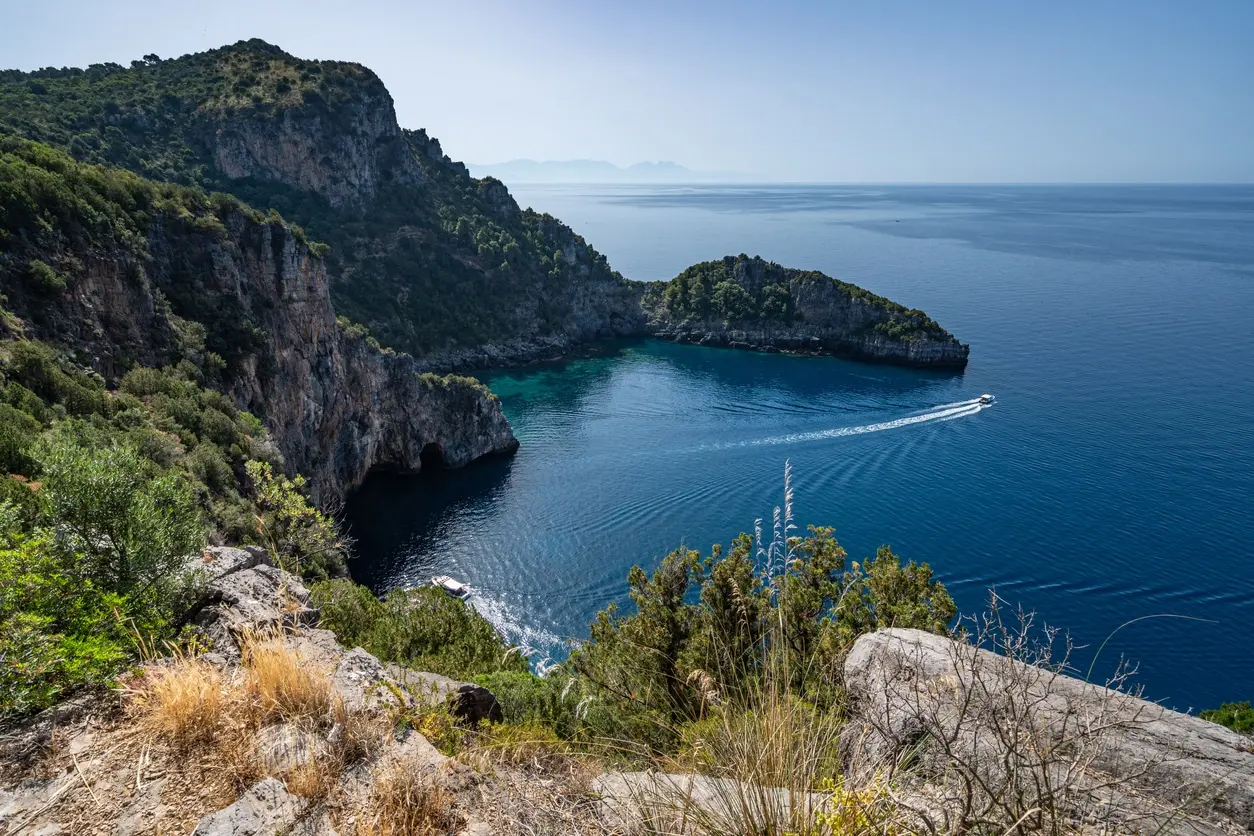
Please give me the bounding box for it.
[241,634,331,722]
[353,763,459,836]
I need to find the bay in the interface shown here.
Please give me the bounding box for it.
[347,184,1254,711]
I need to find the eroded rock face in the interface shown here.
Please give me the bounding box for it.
[26,211,516,505]
[842,628,1254,834]
[209,81,421,210]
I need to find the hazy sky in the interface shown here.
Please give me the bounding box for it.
[4,0,1252,182]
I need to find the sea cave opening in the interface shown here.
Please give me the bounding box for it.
[419,442,446,471]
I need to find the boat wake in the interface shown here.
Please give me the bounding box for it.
[718,398,989,450]
[468,592,566,662]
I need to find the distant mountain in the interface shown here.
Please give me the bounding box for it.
[467,158,728,183]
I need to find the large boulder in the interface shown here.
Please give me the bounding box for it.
[181,548,318,661]
[841,628,1254,834]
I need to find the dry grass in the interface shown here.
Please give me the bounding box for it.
[127,649,226,751]
[124,632,385,804]
[352,762,459,836]
[242,635,332,722]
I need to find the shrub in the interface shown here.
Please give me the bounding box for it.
[27,259,68,295]
[246,460,347,579]
[312,580,528,681]
[1201,701,1254,734]
[0,401,40,474]
[35,432,202,611]
[0,533,137,717]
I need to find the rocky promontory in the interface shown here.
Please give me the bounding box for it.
[643,255,970,368]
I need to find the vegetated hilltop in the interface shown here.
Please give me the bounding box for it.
[0,137,516,506]
[0,39,645,365]
[644,254,970,368]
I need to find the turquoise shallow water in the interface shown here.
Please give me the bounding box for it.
[346,184,1254,711]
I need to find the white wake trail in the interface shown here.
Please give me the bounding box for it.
[468,592,564,657]
[721,399,987,450]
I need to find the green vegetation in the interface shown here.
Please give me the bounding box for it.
[565,526,954,751]
[0,41,636,359]
[310,579,528,681]
[0,337,342,717]
[647,254,952,341]
[0,40,380,187]
[1201,701,1254,734]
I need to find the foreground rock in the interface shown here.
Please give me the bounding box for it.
[0,547,521,835]
[841,628,1254,834]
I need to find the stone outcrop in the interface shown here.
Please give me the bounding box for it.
[841,628,1254,834]
[10,208,517,506]
[644,256,969,369]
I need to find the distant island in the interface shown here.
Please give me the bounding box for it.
[466,158,739,183]
[643,255,970,368]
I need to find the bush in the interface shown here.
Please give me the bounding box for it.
[27,259,68,295]
[1201,701,1254,734]
[35,432,202,614]
[246,460,346,579]
[0,402,40,473]
[312,580,529,681]
[0,532,138,716]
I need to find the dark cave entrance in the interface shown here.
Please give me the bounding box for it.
[419,442,447,470]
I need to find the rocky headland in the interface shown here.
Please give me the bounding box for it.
[642,255,970,369]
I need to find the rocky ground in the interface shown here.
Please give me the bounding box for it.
[3,548,1252,835]
[0,549,603,836]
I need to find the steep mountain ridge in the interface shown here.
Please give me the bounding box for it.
[0,138,515,504]
[0,39,645,362]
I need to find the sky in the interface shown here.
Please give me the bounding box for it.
[2,0,1253,182]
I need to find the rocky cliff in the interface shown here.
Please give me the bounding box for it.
[643,255,970,368]
[0,41,646,364]
[0,139,516,505]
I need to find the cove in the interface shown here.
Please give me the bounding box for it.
[347,184,1254,712]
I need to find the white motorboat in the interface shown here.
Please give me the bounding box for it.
[978,394,995,405]
[431,575,470,599]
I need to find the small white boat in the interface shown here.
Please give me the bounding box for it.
[979,393,995,405]
[431,575,470,599]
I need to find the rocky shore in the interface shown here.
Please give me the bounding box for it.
[649,323,971,368]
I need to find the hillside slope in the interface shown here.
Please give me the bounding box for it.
[0,138,515,504]
[0,39,644,364]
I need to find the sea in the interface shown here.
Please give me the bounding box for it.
[346,184,1254,712]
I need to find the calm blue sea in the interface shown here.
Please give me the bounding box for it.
[346,184,1254,711]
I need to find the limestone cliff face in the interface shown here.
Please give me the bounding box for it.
[210,101,421,211]
[195,216,516,504]
[644,256,970,369]
[204,58,422,210]
[17,210,516,506]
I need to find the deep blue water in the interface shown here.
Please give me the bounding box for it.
[346,184,1254,712]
